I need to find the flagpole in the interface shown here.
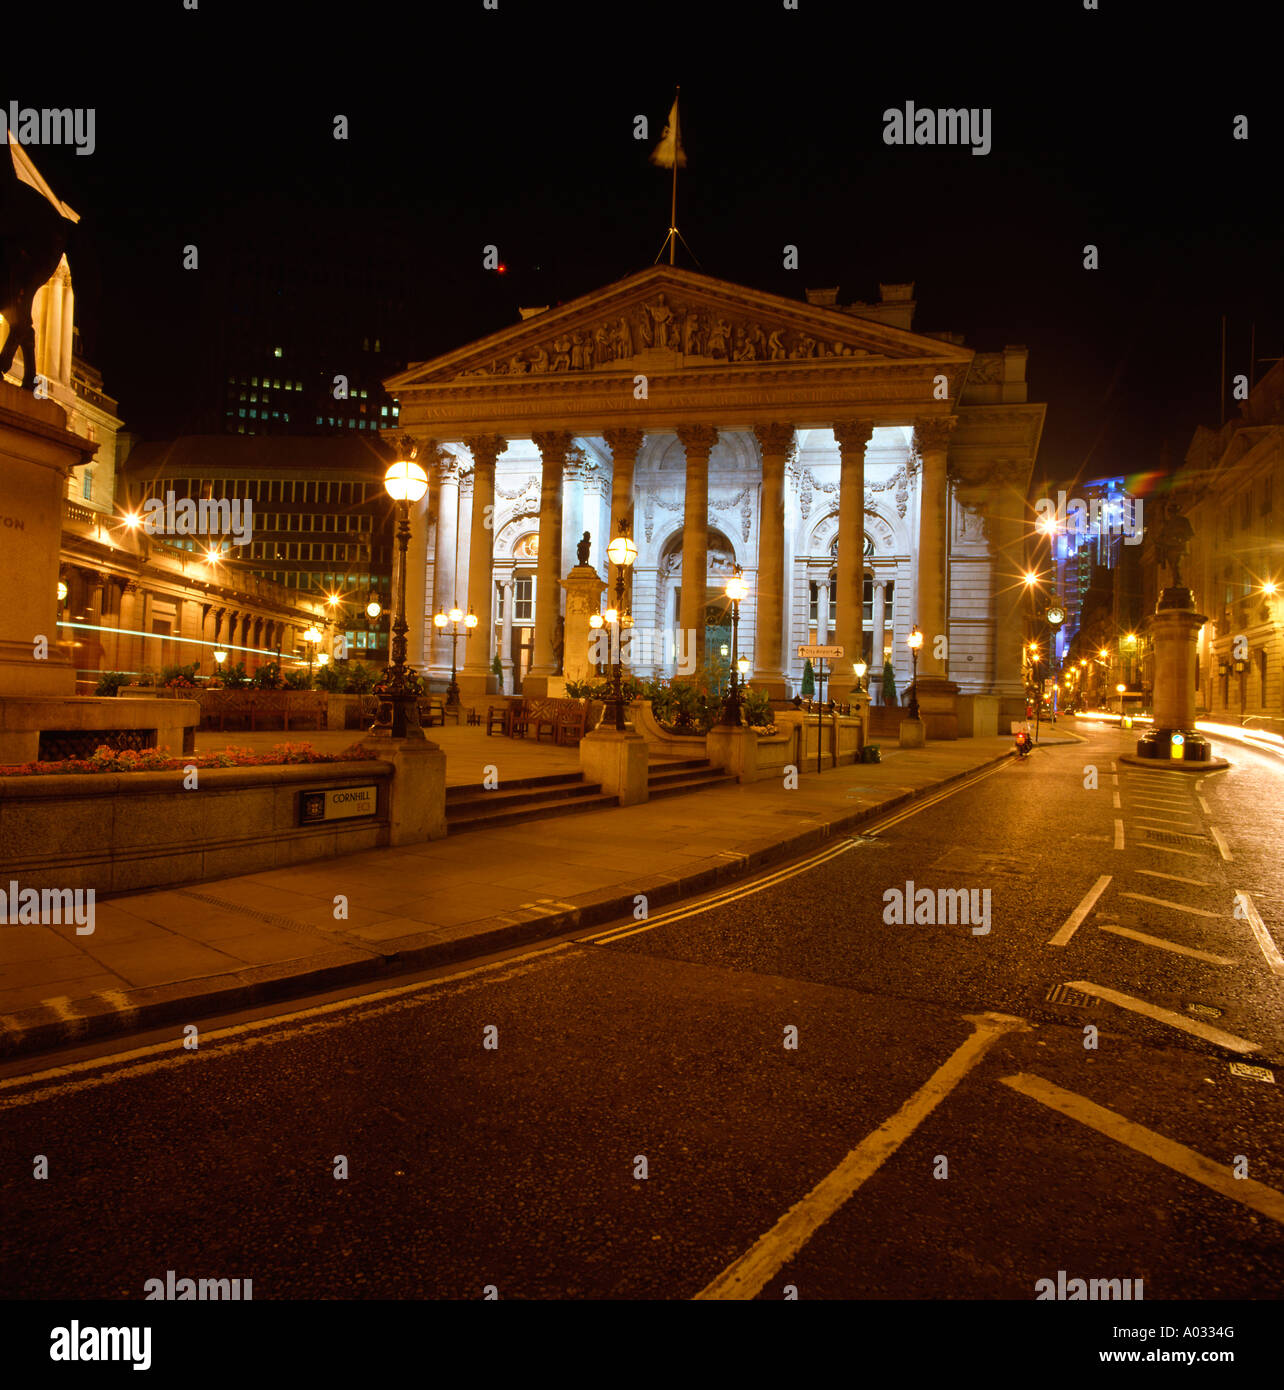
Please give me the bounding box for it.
[669,86,679,265]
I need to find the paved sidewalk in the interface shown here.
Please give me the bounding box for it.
[0,733,1069,1060]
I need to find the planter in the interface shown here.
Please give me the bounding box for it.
[862,745,882,763]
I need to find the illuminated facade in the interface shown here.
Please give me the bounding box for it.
[387,266,1045,728]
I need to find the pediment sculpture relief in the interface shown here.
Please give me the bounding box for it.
[455,291,876,379]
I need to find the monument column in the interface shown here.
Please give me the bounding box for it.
[429,451,461,678]
[59,266,74,385]
[458,434,505,703]
[912,416,960,737]
[752,423,792,697]
[833,420,874,700]
[527,429,572,694]
[677,424,718,673]
[603,426,645,615]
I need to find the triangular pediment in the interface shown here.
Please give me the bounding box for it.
[386,265,971,390]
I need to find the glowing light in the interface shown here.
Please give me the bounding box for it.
[1264,581,1278,596]
[907,627,924,650]
[123,512,141,529]
[384,458,428,502]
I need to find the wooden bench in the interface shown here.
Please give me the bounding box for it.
[487,699,521,736]
[205,690,326,732]
[526,696,592,746]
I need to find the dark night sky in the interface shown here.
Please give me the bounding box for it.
[10,0,1281,494]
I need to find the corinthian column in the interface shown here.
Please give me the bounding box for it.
[752,423,792,697]
[604,426,645,615]
[911,416,960,737]
[832,420,874,700]
[430,451,462,677]
[527,430,572,693]
[458,434,505,703]
[677,424,718,673]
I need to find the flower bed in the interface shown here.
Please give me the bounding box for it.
[0,741,377,777]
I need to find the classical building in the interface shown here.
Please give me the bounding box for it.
[1146,360,1284,723]
[386,265,1045,728]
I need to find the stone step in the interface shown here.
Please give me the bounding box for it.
[446,789,620,833]
[445,771,589,799]
[646,772,738,800]
[446,778,603,815]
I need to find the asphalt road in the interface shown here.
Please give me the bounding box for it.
[3,722,1282,1302]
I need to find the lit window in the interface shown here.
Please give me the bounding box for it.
[381,406,388,416]
[239,409,246,418]
[274,347,282,359]
[295,381,302,390]
[513,577,534,624]
[251,376,259,387]
[82,470,93,500]
[249,409,257,418]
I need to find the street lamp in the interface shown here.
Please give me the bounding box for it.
[213,649,228,679]
[907,627,924,720]
[365,597,382,620]
[381,455,430,739]
[853,657,868,694]
[1116,682,1127,718]
[722,566,748,726]
[603,520,638,731]
[303,624,323,686]
[433,604,478,707]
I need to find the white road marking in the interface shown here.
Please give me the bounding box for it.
[1112,791,1121,809]
[1118,892,1224,919]
[1064,981,1258,1053]
[1197,795,1210,815]
[1234,891,1284,974]
[1129,815,1201,828]
[45,997,86,1040]
[1001,1073,1284,1225]
[1048,875,1112,947]
[1127,796,1193,808]
[1097,923,1238,966]
[1136,868,1216,887]
[695,1012,1028,1300]
[1211,827,1232,862]
[1141,843,1205,859]
[0,944,576,1105]
[1114,819,1124,850]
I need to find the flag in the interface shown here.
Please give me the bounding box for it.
[649,96,686,169]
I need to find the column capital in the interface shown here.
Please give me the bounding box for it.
[602,426,646,459]
[913,416,958,453]
[753,422,796,458]
[461,434,505,470]
[676,424,719,456]
[831,419,876,451]
[531,429,574,459]
[432,450,463,485]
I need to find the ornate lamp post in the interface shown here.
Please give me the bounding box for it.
[433,605,478,706]
[722,566,748,726]
[380,456,430,739]
[852,657,868,694]
[213,648,227,680]
[603,522,638,731]
[907,626,924,720]
[303,624,323,687]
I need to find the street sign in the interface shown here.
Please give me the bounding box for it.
[299,785,378,825]
[798,644,844,660]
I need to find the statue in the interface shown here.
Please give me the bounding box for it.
[1154,499,1194,590]
[648,293,677,348]
[0,151,75,391]
[576,530,591,565]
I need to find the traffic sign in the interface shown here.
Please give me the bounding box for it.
[798,644,844,660]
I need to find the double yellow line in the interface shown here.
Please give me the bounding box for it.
[584,756,1012,945]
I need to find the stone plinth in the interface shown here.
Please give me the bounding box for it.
[0,382,97,696]
[387,739,447,842]
[579,727,648,805]
[913,676,958,739]
[561,564,607,687]
[706,725,760,783]
[899,717,926,748]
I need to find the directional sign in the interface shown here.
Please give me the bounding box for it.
[798,644,844,660]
